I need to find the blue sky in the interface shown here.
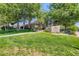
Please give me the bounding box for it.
[75,22,79,27]
[41,3,50,11]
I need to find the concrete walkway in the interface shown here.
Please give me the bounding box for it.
[0,32,40,38]
[52,33,69,35]
[0,32,76,38]
[52,33,76,37]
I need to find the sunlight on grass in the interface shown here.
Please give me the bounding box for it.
[0,32,79,56]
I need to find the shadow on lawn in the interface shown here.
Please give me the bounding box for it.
[0,29,34,35]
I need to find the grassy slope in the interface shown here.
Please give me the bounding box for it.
[0,32,79,56]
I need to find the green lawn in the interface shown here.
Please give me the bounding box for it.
[0,32,79,56]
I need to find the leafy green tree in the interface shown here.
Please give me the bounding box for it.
[49,3,79,31]
[0,3,41,30]
[14,3,41,30]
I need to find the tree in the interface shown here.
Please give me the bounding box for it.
[26,4,40,29]
[0,4,22,30]
[13,3,41,30]
[49,3,79,31]
[0,3,41,31]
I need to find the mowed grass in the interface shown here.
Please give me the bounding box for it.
[0,32,79,56]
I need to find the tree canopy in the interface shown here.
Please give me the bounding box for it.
[49,3,79,28]
[0,3,79,32]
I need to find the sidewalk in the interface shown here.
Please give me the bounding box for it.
[0,32,40,38]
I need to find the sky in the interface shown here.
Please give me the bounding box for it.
[75,22,79,27]
[41,3,50,11]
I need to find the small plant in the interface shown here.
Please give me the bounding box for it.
[70,25,79,34]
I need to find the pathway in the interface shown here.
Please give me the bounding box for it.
[0,32,40,38]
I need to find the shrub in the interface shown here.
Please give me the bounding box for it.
[70,25,79,34]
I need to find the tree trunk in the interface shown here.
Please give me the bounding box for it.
[3,24,7,31]
[17,22,20,30]
[64,25,67,33]
[23,20,26,30]
[4,26,7,31]
[28,21,31,29]
[7,23,9,30]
